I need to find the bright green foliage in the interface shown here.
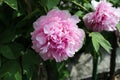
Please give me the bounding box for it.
[4,0,18,10]
[89,32,112,53]
[75,10,84,18]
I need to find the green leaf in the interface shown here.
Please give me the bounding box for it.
[116,23,120,32]
[83,3,93,10]
[0,61,22,80]
[0,43,24,59]
[40,0,59,11]
[75,10,84,17]
[0,0,3,5]
[63,70,69,78]
[0,45,15,59]
[98,39,112,53]
[90,32,112,53]
[92,37,100,52]
[46,0,59,10]
[4,0,18,10]
[15,72,22,80]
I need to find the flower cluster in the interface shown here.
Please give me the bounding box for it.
[31,9,85,62]
[83,0,120,32]
[31,0,120,62]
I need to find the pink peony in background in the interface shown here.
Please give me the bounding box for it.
[31,9,85,62]
[83,0,120,32]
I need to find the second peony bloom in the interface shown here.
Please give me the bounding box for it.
[31,9,85,62]
[83,0,120,32]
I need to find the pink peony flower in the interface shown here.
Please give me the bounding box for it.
[31,9,85,62]
[83,0,120,32]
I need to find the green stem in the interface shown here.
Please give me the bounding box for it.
[25,0,32,14]
[108,32,117,80]
[92,54,98,80]
[71,1,89,12]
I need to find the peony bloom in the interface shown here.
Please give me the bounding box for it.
[83,0,120,32]
[31,9,85,62]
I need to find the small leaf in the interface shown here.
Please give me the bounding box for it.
[15,72,22,80]
[46,0,59,10]
[40,0,59,11]
[83,3,93,10]
[75,11,84,17]
[116,23,120,32]
[4,0,18,10]
[98,39,112,53]
[92,37,100,52]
